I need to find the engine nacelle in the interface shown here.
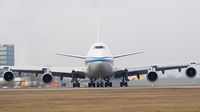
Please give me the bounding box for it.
[147,71,158,82]
[41,73,53,84]
[3,71,15,82]
[186,67,196,78]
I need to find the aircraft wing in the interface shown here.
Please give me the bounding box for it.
[47,67,86,78]
[0,66,86,83]
[114,62,198,81]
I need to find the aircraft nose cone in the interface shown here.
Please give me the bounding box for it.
[93,62,108,74]
[97,63,106,71]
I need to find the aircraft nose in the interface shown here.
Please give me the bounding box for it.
[97,63,105,70]
[95,63,107,73]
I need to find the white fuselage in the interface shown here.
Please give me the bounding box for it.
[85,42,114,79]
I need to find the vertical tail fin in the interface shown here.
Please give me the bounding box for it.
[97,15,100,43]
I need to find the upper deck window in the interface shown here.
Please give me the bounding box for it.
[94,46,104,49]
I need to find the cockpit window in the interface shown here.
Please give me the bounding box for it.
[94,46,104,49]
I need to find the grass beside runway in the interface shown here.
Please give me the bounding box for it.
[0,88,200,112]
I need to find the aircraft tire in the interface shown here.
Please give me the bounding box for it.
[77,83,80,87]
[97,82,100,87]
[109,82,112,87]
[125,82,128,87]
[100,82,104,87]
[88,83,91,87]
[105,82,108,87]
[120,82,123,87]
[73,83,76,88]
[93,83,95,87]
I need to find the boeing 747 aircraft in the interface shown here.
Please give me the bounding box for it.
[0,42,198,87]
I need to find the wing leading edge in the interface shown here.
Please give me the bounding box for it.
[0,66,86,85]
[113,52,144,59]
[114,62,198,82]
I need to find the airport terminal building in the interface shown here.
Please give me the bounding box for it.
[0,44,14,66]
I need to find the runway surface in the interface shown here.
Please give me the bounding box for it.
[1,86,200,112]
[1,85,200,91]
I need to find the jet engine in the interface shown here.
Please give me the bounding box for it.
[3,71,15,82]
[41,73,53,84]
[147,71,158,82]
[186,67,196,78]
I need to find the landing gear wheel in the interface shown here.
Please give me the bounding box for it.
[125,82,128,87]
[88,82,95,87]
[77,83,80,87]
[73,83,76,88]
[97,82,100,87]
[105,82,112,87]
[73,83,80,88]
[88,83,91,87]
[105,82,108,87]
[120,82,128,87]
[93,83,95,87]
[120,82,123,87]
[88,79,96,88]
[97,82,104,87]
[109,82,112,87]
[100,82,104,87]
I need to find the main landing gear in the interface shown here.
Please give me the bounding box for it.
[96,82,104,87]
[72,76,80,87]
[120,81,128,87]
[88,79,112,87]
[71,70,80,88]
[88,79,96,87]
[105,82,112,87]
[73,81,80,88]
[104,79,112,87]
[120,70,129,87]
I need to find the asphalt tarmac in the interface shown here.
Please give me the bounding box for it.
[1,85,200,91]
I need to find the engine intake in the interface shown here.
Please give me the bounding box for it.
[147,71,158,82]
[186,67,196,78]
[41,73,53,84]
[3,71,15,82]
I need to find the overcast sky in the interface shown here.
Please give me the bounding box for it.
[0,0,200,67]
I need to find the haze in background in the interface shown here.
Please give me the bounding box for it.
[0,0,200,71]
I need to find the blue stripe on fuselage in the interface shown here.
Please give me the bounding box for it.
[85,57,113,64]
